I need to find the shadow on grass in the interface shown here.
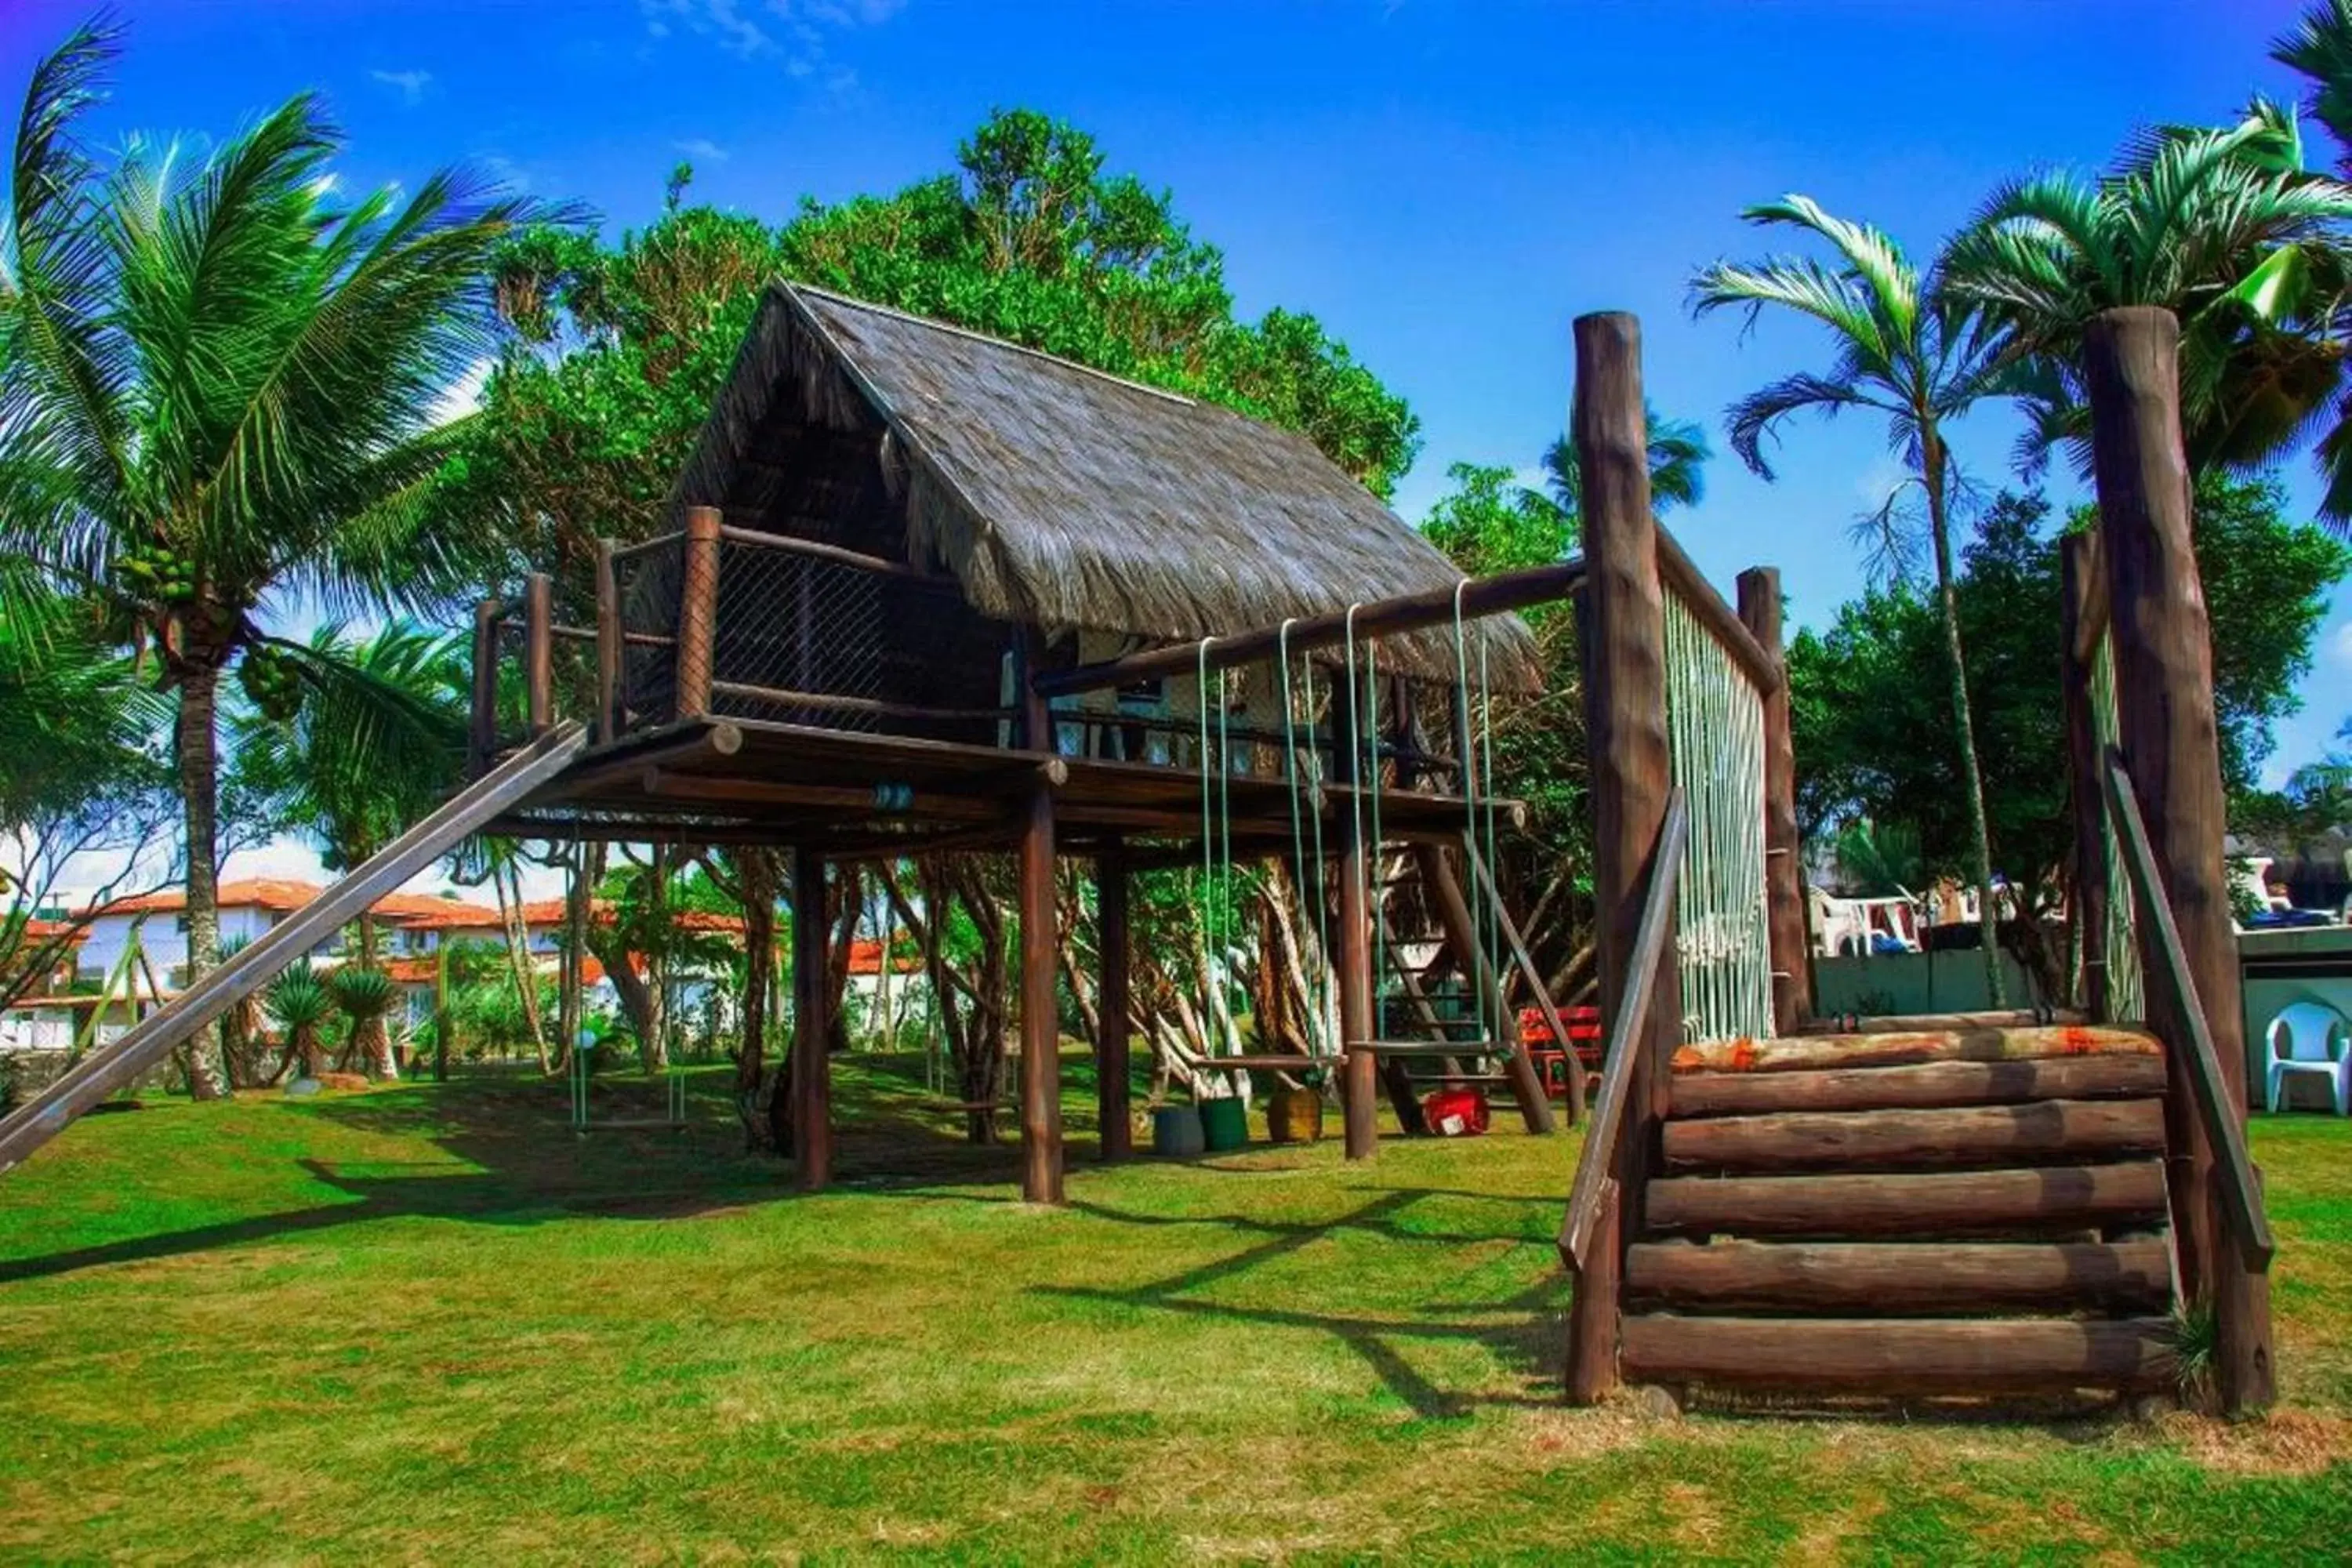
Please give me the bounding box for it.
[0,1053,1107,1283]
[1038,1188,1566,1420]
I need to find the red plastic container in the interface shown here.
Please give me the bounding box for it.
[1421,1087,1490,1138]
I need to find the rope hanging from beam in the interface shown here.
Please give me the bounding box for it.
[1662,588,1774,1044]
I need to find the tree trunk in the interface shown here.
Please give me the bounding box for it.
[1924,435,2005,1007]
[733,848,779,1150]
[642,844,670,1073]
[825,862,860,1054]
[173,660,228,1100]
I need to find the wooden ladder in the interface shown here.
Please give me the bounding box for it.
[1618,1023,2179,1398]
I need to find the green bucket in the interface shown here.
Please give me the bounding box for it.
[1197,1096,1248,1152]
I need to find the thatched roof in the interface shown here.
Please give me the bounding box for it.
[672,283,1540,689]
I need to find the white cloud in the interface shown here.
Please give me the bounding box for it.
[430,358,492,428]
[641,0,899,83]
[673,137,731,164]
[370,68,433,107]
[2328,618,2352,672]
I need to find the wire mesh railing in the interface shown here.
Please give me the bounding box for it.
[1662,586,1774,1044]
[614,535,684,734]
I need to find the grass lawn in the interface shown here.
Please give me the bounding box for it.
[2,1050,2349,1563]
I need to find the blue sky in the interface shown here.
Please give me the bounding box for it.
[5,1,2347,890]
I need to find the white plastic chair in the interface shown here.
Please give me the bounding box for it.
[2265,1000,2351,1115]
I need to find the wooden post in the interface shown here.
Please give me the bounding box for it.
[1097,848,1132,1161]
[1331,678,1379,1160]
[469,598,502,776]
[2059,531,2110,1022]
[1414,844,1554,1134]
[595,539,622,744]
[789,845,831,1190]
[1565,310,1678,1404]
[1737,567,1810,1034]
[1017,630,1065,1203]
[524,571,554,736]
[676,505,722,721]
[2083,304,2271,1413]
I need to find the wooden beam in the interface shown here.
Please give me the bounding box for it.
[596,539,622,743]
[469,598,503,776]
[789,845,831,1190]
[1645,1160,2169,1236]
[1463,840,1583,1123]
[2060,531,2110,1021]
[2084,304,2271,1412]
[1627,1238,2172,1316]
[708,680,1013,726]
[1660,1097,2166,1174]
[1098,850,1133,1161]
[1621,1315,2172,1396]
[1563,310,1677,1406]
[524,572,554,735]
[1032,559,1590,699]
[1737,566,1809,1033]
[716,521,955,584]
[1671,1054,2169,1119]
[676,504,721,720]
[1415,844,1553,1135]
[1332,678,1378,1160]
[1017,630,1065,1203]
[1657,528,1781,694]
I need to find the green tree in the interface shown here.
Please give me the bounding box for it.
[1537,402,1712,521]
[0,24,531,1093]
[1693,197,2012,1000]
[1942,100,2352,519]
[229,622,468,965]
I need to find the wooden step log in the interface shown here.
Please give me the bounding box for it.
[1671,1054,2169,1119]
[1671,1024,2158,1076]
[1624,1238,2173,1316]
[1645,1160,2169,1239]
[1661,1098,2167,1174]
[1621,1314,2176,1395]
[1795,1008,2086,1036]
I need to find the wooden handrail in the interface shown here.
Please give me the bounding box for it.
[1654,528,1783,694]
[716,522,954,585]
[1559,786,1687,1268]
[2101,753,2274,1269]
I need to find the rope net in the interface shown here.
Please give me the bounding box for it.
[1662,590,1774,1044]
[2088,631,2145,1023]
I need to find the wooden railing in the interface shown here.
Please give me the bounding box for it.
[1559,786,1686,1271]
[2101,753,2274,1269]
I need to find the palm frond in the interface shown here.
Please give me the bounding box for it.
[1722,370,1888,481]
[1739,194,1920,346]
[1691,253,1890,368]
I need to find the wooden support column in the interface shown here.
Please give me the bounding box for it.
[1736,567,1809,1034]
[468,598,502,776]
[2059,531,2110,1022]
[2083,304,2271,1413]
[524,571,554,735]
[1565,310,1678,1405]
[1414,844,1554,1134]
[789,845,831,1190]
[676,505,722,721]
[1097,848,1133,1161]
[1331,679,1380,1160]
[1017,630,1065,1203]
[595,539,622,743]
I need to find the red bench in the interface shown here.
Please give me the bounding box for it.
[1519,1004,1602,1098]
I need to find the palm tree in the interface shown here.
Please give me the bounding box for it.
[264,964,331,1081]
[1539,401,1712,519]
[0,23,533,1093]
[1691,196,2010,1002]
[2278,1,2352,170]
[329,964,401,1080]
[230,623,469,967]
[1941,102,2352,521]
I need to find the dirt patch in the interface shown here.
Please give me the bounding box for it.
[2161,1409,2352,1476]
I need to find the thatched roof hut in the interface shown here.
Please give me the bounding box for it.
[670,283,1539,691]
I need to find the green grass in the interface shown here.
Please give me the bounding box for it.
[2,1052,2349,1563]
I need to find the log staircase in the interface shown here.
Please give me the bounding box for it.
[1620,1022,2178,1398]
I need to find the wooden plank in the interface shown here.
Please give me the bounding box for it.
[1621,1315,2174,1395]
[1655,526,1781,695]
[1625,1238,2172,1316]
[469,597,503,776]
[525,572,554,735]
[709,680,1012,725]
[1565,1178,1621,1406]
[716,521,951,584]
[1672,1024,2158,1075]
[1561,310,1677,1408]
[1414,845,1552,1134]
[2103,762,2273,1272]
[675,505,721,720]
[1461,838,1581,1123]
[789,845,831,1191]
[0,725,593,1177]
[1661,1098,2166,1174]
[2059,531,2110,1022]
[1644,1160,2169,1238]
[1737,567,1810,1032]
[1671,1054,2170,1118]
[1097,851,1133,1161]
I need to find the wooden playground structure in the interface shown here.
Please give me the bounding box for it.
[0,291,2276,1413]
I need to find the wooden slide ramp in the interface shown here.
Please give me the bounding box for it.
[1621,1023,2179,1399]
